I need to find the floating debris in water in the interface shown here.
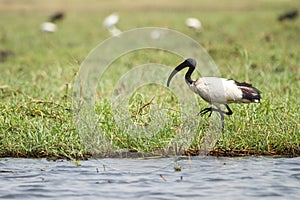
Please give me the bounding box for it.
[174,164,182,172]
[0,170,14,173]
[159,174,167,182]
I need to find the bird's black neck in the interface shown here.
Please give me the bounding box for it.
[185,66,195,84]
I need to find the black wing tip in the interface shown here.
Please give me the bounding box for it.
[235,81,261,94]
[235,80,262,102]
[252,94,261,103]
[241,87,261,103]
[234,81,252,87]
[242,93,261,103]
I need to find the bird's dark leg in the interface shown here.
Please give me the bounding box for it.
[199,105,231,130]
[224,104,233,115]
[198,107,220,117]
[198,106,225,129]
[198,107,211,116]
[199,105,233,117]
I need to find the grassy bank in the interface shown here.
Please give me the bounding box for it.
[0,0,299,159]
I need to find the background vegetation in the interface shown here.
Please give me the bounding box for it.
[0,0,299,159]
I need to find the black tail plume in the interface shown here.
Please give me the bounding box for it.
[235,81,261,103]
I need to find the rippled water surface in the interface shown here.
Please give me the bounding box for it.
[0,156,300,199]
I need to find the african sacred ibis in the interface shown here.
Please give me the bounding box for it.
[167,58,261,129]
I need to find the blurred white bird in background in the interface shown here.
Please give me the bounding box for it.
[103,13,119,27]
[185,17,202,32]
[103,13,122,37]
[40,22,57,33]
[40,11,65,33]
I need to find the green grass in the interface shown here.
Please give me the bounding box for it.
[0,0,299,159]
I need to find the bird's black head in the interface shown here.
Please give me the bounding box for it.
[167,58,197,87]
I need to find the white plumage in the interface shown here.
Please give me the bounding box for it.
[103,13,119,28]
[190,77,260,104]
[190,78,242,104]
[167,58,261,129]
[103,13,122,37]
[185,17,202,32]
[40,22,57,33]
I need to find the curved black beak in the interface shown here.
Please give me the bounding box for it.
[167,58,197,87]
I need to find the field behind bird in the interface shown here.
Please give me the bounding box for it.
[0,0,299,159]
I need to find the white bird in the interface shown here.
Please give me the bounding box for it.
[185,18,202,32]
[167,58,261,129]
[103,13,122,36]
[103,13,119,28]
[40,22,57,33]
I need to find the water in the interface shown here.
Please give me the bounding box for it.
[0,156,300,199]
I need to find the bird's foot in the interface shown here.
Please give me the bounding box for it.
[198,107,213,117]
